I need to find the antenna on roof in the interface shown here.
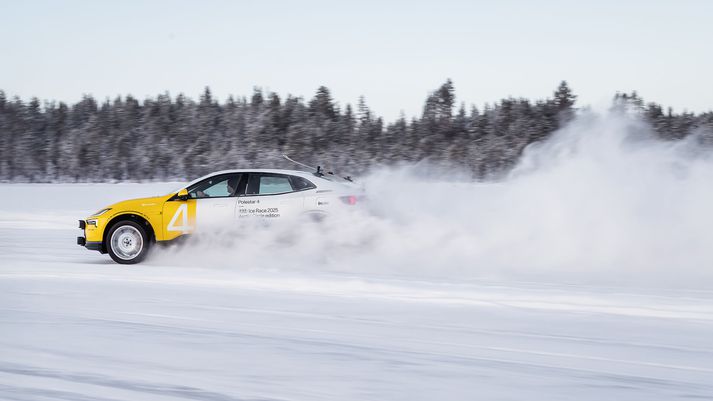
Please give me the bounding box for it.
[283,154,316,171]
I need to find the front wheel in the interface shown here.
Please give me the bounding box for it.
[107,221,150,264]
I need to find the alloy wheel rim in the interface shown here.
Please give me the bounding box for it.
[110,225,143,260]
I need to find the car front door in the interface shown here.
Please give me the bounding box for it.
[163,173,242,238]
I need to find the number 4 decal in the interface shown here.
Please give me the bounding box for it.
[167,203,192,232]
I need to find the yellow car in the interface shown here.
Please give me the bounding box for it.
[77,169,359,264]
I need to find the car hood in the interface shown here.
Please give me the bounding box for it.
[91,195,173,218]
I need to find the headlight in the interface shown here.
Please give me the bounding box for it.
[92,208,111,217]
[86,219,99,227]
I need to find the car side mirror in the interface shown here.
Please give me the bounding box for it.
[176,189,189,201]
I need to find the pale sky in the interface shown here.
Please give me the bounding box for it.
[1,0,711,120]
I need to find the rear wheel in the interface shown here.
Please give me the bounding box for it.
[107,221,150,264]
[302,211,327,223]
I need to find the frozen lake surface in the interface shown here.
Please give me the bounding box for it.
[1,183,712,401]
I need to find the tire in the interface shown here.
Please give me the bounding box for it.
[107,220,150,264]
[301,211,327,223]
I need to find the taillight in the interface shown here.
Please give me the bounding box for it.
[340,195,358,205]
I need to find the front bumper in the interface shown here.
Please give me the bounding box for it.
[78,219,104,253]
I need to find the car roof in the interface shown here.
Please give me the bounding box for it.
[177,168,353,192]
[202,168,316,177]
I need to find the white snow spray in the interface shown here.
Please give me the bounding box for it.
[156,111,713,289]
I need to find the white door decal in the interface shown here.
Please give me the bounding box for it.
[167,203,192,232]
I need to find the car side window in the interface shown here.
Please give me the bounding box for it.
[246,174,294,195]
[290,176,316,191]
[188,174,241,199]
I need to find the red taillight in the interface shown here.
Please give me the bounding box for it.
[340,195,358,205]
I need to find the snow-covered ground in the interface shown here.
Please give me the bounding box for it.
[3,116,713,400]
[1,182,712,401]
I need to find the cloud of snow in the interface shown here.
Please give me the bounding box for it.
[155,111,713,289]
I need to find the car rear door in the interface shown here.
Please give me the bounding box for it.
[237,173,305,220]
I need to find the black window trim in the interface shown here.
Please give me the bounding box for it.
[185,173,244,199]
[241,173,316,197]
[289,175,317,192]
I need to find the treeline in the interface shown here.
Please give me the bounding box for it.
[0,81,711,182]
